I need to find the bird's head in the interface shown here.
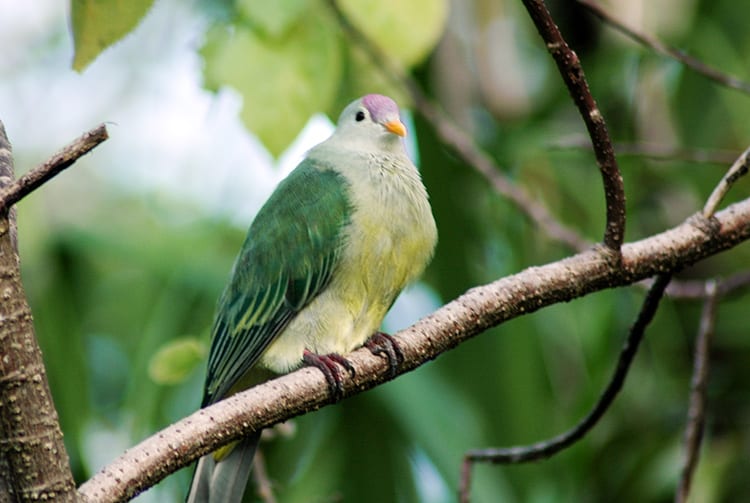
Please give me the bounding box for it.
[332,94,408,153]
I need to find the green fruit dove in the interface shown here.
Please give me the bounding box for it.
[187,94,437,503]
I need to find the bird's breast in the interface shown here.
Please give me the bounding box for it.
[259,154,436,374]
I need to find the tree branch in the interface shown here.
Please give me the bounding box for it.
[79,196,750,502]
[0,122,79,501]
[251,450,277,503]
[552,136,742,165]
[578,0,750,95]
[703,145,750,217]
[0,124,109,213]
[331,0,626,252]
[521,0,626,250]
[675,280,718,503]
[458,273,672,503]
[326,0,590,253]
[664,271,750,300]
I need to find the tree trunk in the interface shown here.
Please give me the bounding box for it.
[0,121,78,501]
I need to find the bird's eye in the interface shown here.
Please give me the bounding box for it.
[355,110,365,122]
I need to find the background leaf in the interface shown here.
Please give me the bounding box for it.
[237,0,312,38]
[337,0,449,66]
[201,7,341,156]
[149,338,207,385]
[70,0,155,71]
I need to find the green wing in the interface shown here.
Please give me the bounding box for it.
[202,159,351,406]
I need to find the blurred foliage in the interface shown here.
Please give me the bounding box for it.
[70,0,156,70]
[201,0,447,155]
[16,0,750,501]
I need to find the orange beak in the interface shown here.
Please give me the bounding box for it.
[383,119,407,137]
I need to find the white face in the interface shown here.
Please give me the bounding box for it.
[331,98,406,153]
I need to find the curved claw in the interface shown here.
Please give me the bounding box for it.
[364,331,404,378]
[303,350,355,400]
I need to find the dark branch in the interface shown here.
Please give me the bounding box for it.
[675,281,718,503]
[578,0,750,95]
[458,273,671,503]
[326,0,589,252]
[0,123,109,213]
[521,0,626,250]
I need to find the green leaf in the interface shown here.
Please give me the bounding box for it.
[202,9,341,156]
[237,0,311,38]
[337,0,448,66]
[148,337,206,385]
[70,0,156,71]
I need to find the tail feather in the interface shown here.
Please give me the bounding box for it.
[186,434,260,503]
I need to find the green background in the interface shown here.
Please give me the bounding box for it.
[4,0,750,501]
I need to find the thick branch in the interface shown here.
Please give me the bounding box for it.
[521,0,626,250]
[80,196,750,503]
[0,124,108,213]
[0,123,78,501]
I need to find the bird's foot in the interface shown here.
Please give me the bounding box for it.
[364,331,404,378]
[303,350,355,400]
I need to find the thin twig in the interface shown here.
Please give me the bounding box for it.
[252,449,277,503]
[458,274,671,503]
[0,123,109,213]
[675,280,718,503]
[578,0,750,95]
[521,0,626,250]
[717,270,750,297]
[325,0,590,253]
[553,136,742,165]
[663,271,750,300]
[416,99,591,251]
[702,145,750,217]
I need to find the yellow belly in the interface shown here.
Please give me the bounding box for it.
[259,150,437,374]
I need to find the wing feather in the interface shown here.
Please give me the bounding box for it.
[202,160,351,406]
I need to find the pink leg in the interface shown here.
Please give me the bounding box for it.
[364,331,404,378]
[303,350,355,400]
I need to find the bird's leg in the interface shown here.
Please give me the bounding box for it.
[364,331,404,378]
[303,350,355,400]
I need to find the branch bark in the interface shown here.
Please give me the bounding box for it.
[0,124,109,213]
[0,122,78,501]
[79,197,750,502]
[521,0,626,250]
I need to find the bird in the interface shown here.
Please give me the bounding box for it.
[186,94,438,502]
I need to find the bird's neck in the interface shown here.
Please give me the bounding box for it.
[317,132,406,157]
